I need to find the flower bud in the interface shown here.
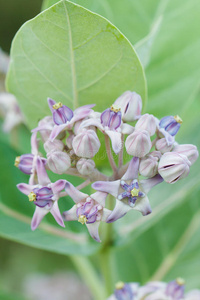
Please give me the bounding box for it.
[44,140,64,153]
[47,151,71,174]
[156,138,173,154]
[158,152,191,184]
[173,144,199,165]
[139,151,161,177]
[113,91,142,122]
[125,130,151,157]
[76,158,95,175]
[135,113,157,136]
[72,129,100,158]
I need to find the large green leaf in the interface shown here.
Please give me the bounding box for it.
[6,0,146,129]
[0,141,99,255]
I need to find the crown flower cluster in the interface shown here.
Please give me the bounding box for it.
[15,91,198,242]
[108,278,200,300]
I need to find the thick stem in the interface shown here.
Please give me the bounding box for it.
[105,135,118,177]
[99,194,115,296]
[70,255,106,300]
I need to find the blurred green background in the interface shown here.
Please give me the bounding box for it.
[0,0,200,299]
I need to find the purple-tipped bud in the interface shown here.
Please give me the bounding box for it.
[100,106,121,130]
[76,158,95,175]
[47,151,71,174]
[173,144,199,165]
[135,114,157,136]
[72,129,100,158]
[156,138,174,154]
[114,282,134,300]
[125,130,151,158]
[114,91,142,122]
[44,140,64,153]
[159,115,182,136]
[166,278,185,300]
[15,154,34,174]
[139,151,161,178]
[158,152,191,184]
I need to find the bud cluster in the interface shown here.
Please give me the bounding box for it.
[15,91,198,242]
[108,279,200,300]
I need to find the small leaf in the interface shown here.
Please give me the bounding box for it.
[6,0,146,129]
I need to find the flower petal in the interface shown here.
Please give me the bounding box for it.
[36,157,50,186]
[140,174,163,194]
[106,130,122,154]
[101,208,112,222]
[86,221,101,242]
[80,118,103,131]
[31,206,48,230]
[92,180,120,198]
[50,201,65,227]
[133,195,152,216]
[122,157,139,181]
[49,123,67,141]
[62,205,78,221]
[47,98,56,113]
[106,199,132,223]
[17,183,36,195]
[31,132,38,155]
[90,191,107,207]
[51,180,67,194]
[65,181,88,203]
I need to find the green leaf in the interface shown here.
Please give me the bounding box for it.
[0,141,99,255]
[6,0,146,129]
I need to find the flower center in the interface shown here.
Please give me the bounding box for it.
[28,192,36,202]
[78,214,88,225]
[53,102,63,110]
[176,278,185,286]
[14,156,20,167]
[131,187,139,197]
[110,104,121,113]
[115,281,125,290]
[174,115,183,124]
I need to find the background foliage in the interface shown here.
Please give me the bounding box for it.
[1,0,200,298]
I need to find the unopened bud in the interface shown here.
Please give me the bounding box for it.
[173,144,199,165]
[72,129,100,158]
[125,130,151,158]
[156,138,173,154]
[76,158,95,175]
[47,151,71,174]
[135,113,157,136]
[114,91,142,122]
[139,151,161,177]
[44,140,64,153]
[158,152,191,184]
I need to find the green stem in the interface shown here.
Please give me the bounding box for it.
[71,255,106,300]
[99,194,115,296]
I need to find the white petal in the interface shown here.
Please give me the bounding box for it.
[31,206,48,230]
[106,199,132,223]
[133,195,152,216]
[62,205,78,221]
[106,130,122,154]
[65,181,88,203]
[90,191,107,207]
[50,202,65,227]
[86,222,101,242]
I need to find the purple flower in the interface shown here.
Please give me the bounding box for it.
[165,279,185,300]
[108,282,138,300]
[80,105,134,154]
[92,157,163,222]
[158,115,182,146]
[17,157,66,230]
[32,98,95,141]
[62,182,112,242]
